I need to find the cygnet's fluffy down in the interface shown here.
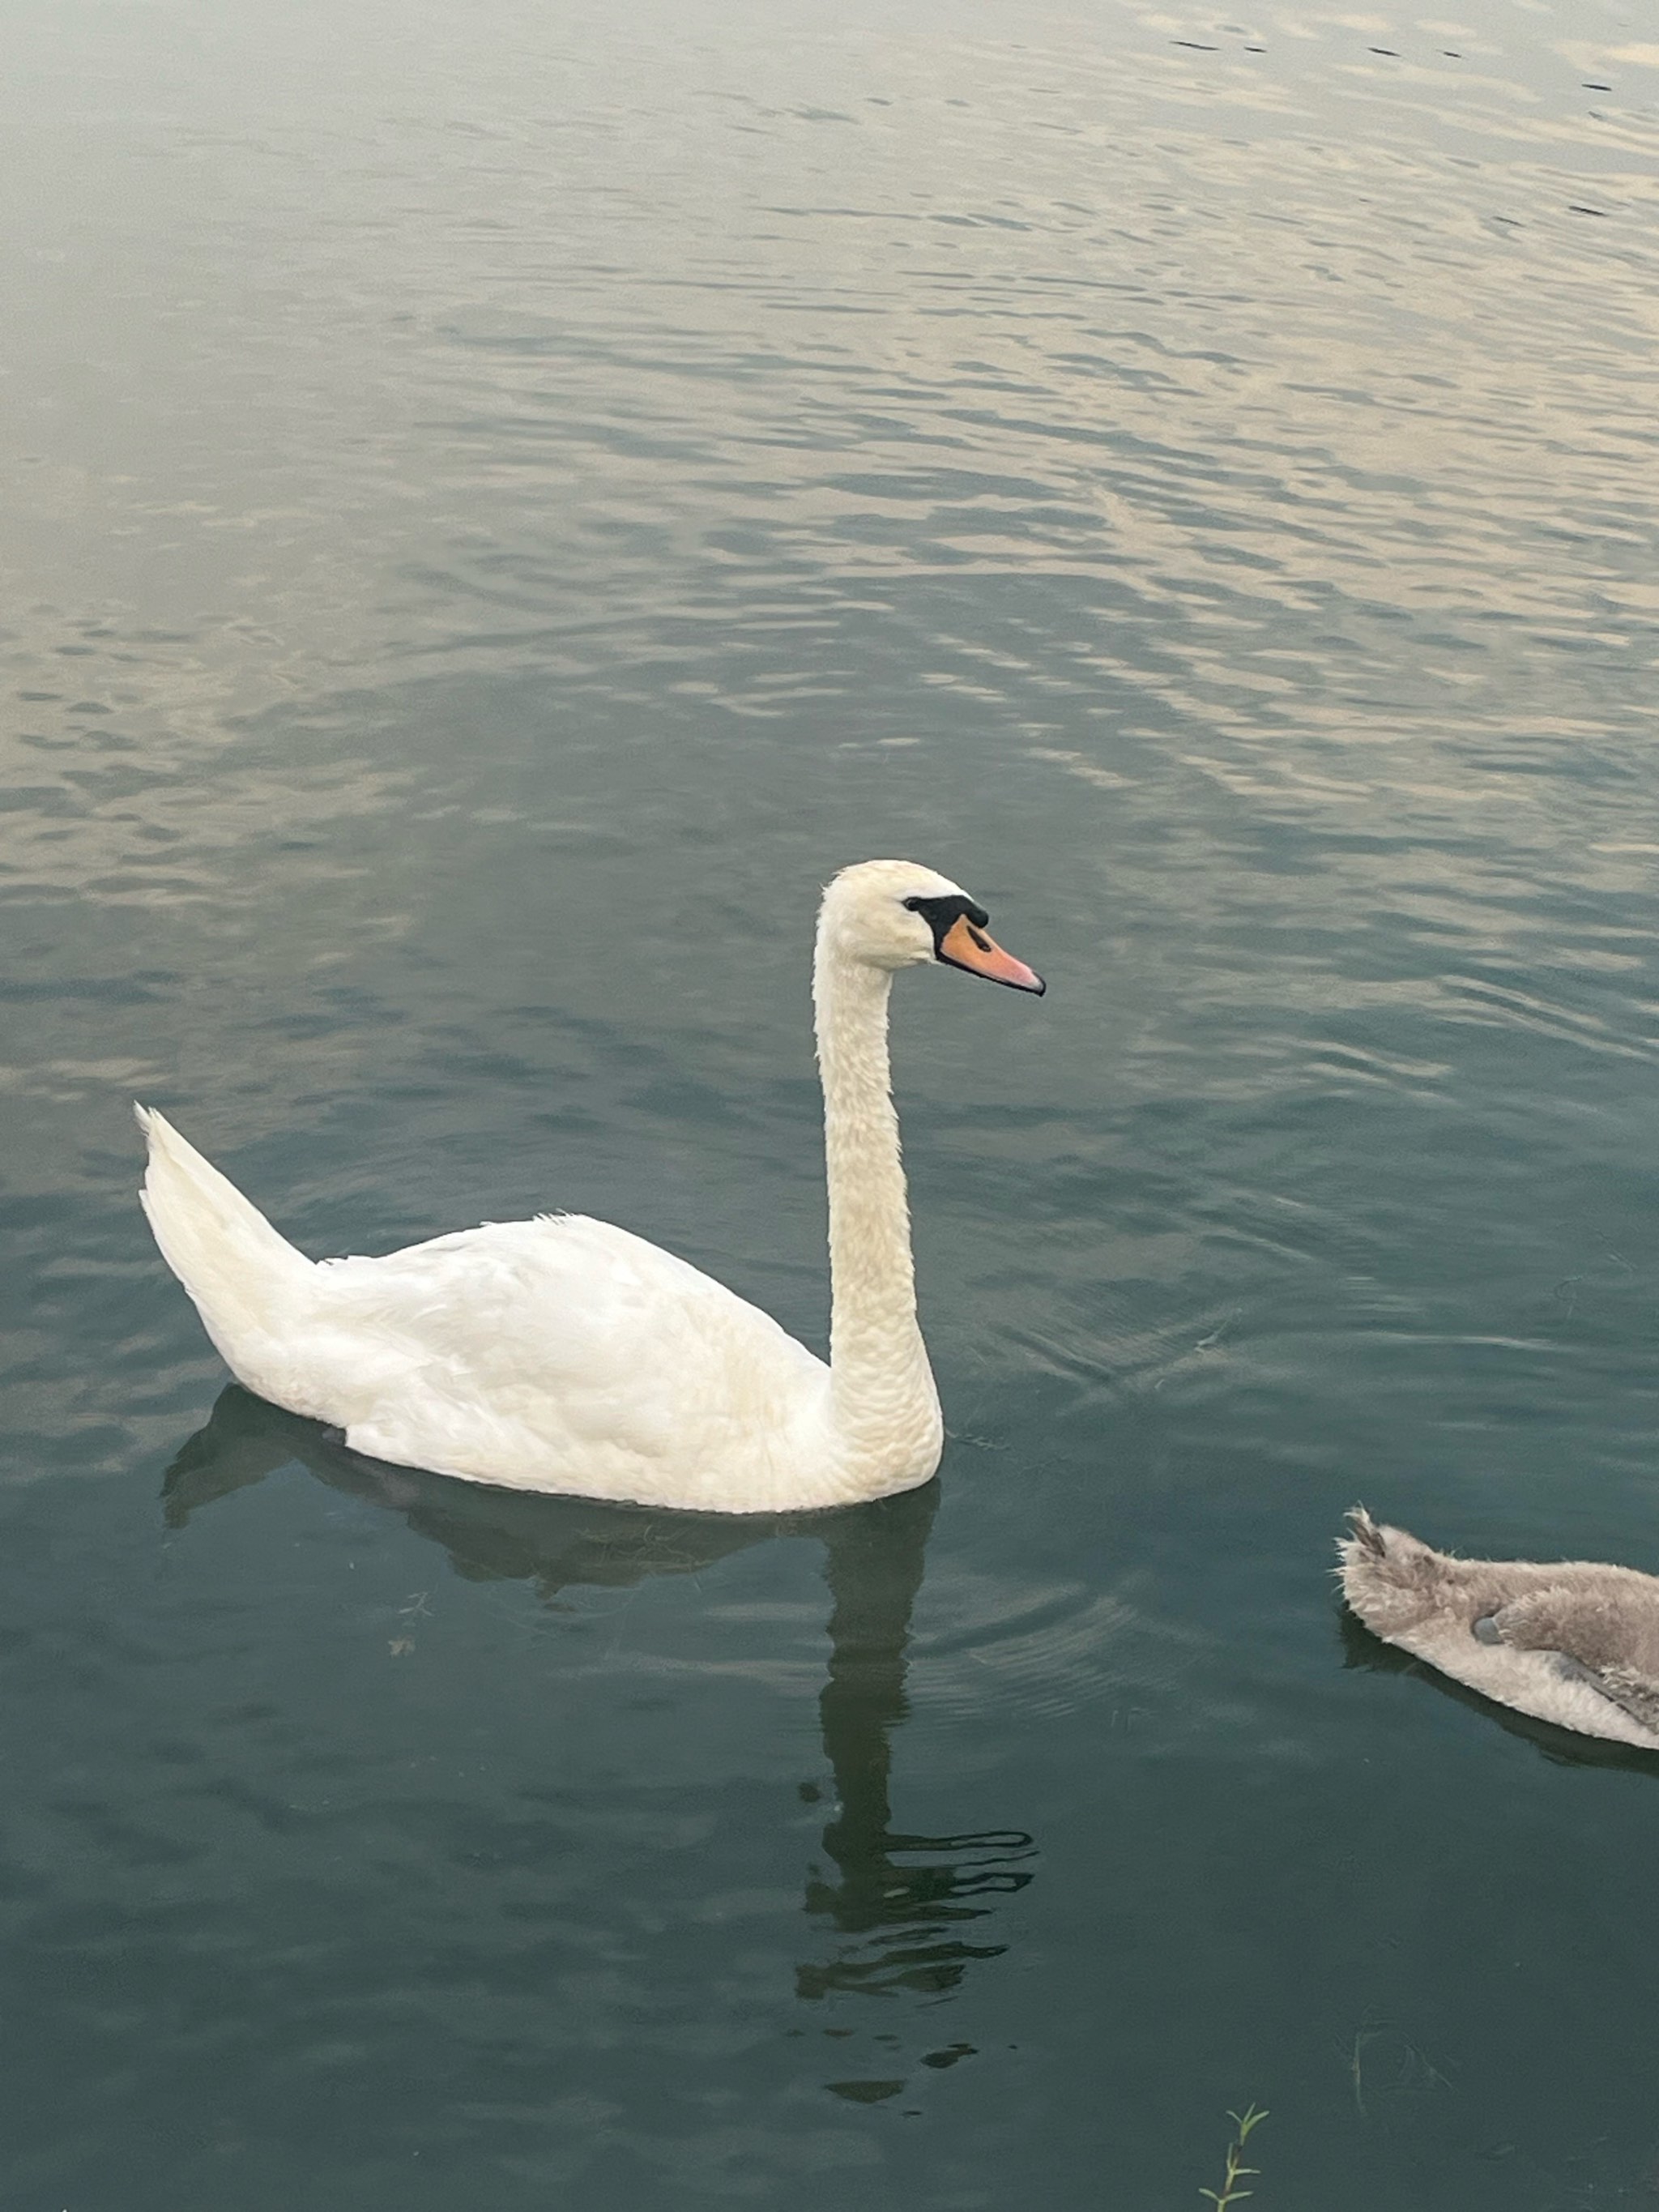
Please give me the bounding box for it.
[1339,1507,1659,1749]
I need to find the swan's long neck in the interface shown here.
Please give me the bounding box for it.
[813,929,943,1489]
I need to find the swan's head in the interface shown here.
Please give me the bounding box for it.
[819,860,1045,993]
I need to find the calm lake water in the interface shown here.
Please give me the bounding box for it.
[3,0,1658,2204]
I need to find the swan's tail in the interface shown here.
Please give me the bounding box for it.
[137,1105,316,1386]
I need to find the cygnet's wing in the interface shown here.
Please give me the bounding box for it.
[1478,1579,1659,1733]
[1586,1666,1659,1734]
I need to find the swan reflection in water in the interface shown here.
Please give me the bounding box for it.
[164,1388,1035,2039]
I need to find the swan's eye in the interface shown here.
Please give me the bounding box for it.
[902,894,990,925]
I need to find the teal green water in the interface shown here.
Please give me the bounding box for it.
[4,1,1659,2203]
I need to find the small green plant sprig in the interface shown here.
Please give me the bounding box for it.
[1200,2103,1269,2208]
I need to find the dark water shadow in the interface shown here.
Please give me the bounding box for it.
[164,1386,1036,2078]
[1338,1602,1659,1777]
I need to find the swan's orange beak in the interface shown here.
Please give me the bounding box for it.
[938,914,1046,994]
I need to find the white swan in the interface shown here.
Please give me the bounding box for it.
[139,860,1044,1514]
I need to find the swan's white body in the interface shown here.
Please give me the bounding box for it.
[139,861,1043,1514]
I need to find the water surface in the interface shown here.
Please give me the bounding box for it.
[4,1,1659,2204]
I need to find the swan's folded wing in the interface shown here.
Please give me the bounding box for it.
[301,1212,829,1498]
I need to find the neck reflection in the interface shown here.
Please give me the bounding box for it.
[802,1487,1035,2002]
